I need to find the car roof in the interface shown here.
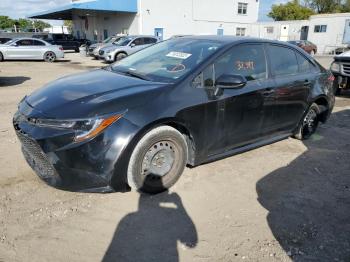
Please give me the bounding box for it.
[123,35,158,39]
[177,35,302,49]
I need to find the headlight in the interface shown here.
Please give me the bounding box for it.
[29,115,123,142]
[330,62,340,72]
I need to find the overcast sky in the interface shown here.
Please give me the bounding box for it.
[0,0,286,24]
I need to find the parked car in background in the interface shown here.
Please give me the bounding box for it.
[13,36,334,194]
[33,33,89,52]
[331,50,350,94]
[88,36,122,58]
[99,35,158,62]
[0,37,12,44]
[288,40,317,55]
[0,38,64,62]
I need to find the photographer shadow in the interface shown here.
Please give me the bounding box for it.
[102,180,198,262]
[257,109,350,261]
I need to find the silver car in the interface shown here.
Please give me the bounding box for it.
[0,38,64,62]
[99,35,159,62]
[90,36,123,58]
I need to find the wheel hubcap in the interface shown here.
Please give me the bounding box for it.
[141,141,176,177]
[46,53,55,61]
[303,109,317,136]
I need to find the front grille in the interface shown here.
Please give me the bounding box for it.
[99,50,104,56]
[88,48,94,53]
[342,63,350,75]
[16,131,56,181]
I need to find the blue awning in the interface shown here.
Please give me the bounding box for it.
[28,0,138,20]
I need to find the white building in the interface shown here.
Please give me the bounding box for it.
[29,0,259,40]
[28,0,350,54]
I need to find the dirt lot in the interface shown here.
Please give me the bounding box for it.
[0,53,349,262]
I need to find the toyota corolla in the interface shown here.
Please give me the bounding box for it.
[13,36,335,194]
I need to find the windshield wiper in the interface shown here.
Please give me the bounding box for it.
[121,70,152,81]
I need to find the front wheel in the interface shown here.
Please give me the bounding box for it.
[115,52,127,62]
[294,103,320,140]
[127,126,188,194]
[0,52,3,62]
[44,51,56,62]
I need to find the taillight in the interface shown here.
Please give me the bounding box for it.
[328,75,335,81]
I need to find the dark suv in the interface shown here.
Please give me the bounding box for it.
[33,34,88,52]
[13,36,334,194]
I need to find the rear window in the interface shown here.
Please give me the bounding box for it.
[268,45,298,76]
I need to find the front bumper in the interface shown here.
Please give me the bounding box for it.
[13,108,139,192]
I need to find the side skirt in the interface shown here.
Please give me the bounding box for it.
[201,133,292,165]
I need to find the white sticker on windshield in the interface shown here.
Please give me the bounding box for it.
[166,51,192,60]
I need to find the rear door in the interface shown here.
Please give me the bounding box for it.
[266,44,310,133]
[32,40,46,59]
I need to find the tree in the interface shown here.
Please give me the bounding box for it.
[0,16,15,29]
[64,20,73,33]
[32,20,51,30]
[268,0,315,21]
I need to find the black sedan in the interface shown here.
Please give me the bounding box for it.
[13,36,335,194]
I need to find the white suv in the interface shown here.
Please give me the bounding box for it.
[99,35,159,62]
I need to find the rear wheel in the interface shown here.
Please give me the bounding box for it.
[0,52,3,62]
[115,52,127,62]
[127,126,188,194]
[44,51,56,62]
[294,103,320,140]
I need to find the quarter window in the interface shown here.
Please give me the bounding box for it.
[314,25,327,33]
[295,52,317,73]
[144,38,157,44]
[238,2,248,14]
[236,27,246,36]
[33,40,45,46]
[268,45,298,76]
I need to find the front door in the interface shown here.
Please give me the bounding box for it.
[6,39,34,59]
[202,44,275,154]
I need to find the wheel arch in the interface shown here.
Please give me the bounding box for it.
[110,117,197,191]
[312,95,330,123]
[114,51,128,61]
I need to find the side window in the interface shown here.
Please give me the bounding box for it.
[296,52,318,73]
[132,38,144,46]
[33,40,45,46]
[268,45,298,76]
[17,39,33,46]
[214,44,267,82]
[145,38,157,44]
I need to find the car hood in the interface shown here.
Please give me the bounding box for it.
[101,44,123,53]
[24,69,167,119]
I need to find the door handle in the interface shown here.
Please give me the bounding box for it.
[262,88,275,96]
[303,80,311,86]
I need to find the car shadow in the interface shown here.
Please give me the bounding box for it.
[102,180,198,262]
[256,109,350,261]
[0,76,30,87]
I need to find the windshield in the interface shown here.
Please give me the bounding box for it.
[111,38,223,83]
[113,36,133,46]
[103,36,116,44]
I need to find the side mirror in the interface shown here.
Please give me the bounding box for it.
[130,43,136,48]
[215,74,247,89]
[11,43,18,47]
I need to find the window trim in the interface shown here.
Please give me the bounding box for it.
[237,2,248,15]
[314,24,327,33]
[236,27,246,36]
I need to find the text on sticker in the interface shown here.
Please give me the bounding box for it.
[166,51,192,60]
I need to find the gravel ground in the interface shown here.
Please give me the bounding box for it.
[0,54,349,262]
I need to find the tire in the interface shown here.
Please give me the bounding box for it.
[0,52,3,62]
[294,103,320,140]
[75,48,80,53]
[115,52,127,62]
[127,126,188,194]
[44,51,56,62]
